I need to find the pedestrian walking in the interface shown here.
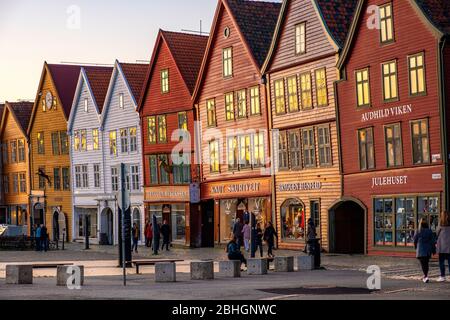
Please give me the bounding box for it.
[132,223,140,253]
[35,224,41,252]
[242,221,251,252]
[145,221,153,249]
[414,218,436,283]
[226,236,247,269]
[255,223,264,257]
[243,210,250,224]
[144,220,151,247]
[160,220,171,251]
[437,211,450,282]
[40,224,48,252]
[233,218,244,249]
[264,221,277,258]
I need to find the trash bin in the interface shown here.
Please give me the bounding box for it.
[307,238,321,269]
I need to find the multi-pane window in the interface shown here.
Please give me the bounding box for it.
[225,92,235,121]
[109,131,117,156]
[300,73,312,109]
[12,173,19,193]
[161,69,169,93]
[158,115,167,143]
[287,76,299,112]
[38,167,46,190]
[382,61,398,101]
[237,90,247,119]
[302,128,316,168]
[93,164,100,188]
[374,198,394,246]
[60,131,69,154]
[62,167,70,191]
[209,140,220,173]
[149,155,158,185]
[178,112,188,131]
[278,131,289,170]
[207,99,216,127]
[227,136,238,171]
[130,165,140,191]
[395,197,415,247]
[223,47,233,78]
[356,69,371,107]
[310,201,320,234]
[147,116,156,144]
[418,196,440,233]
[10,141,17,163]
[385,123,403,167]
[120,129,129,153]
[358,127,375,170]
[379,3,394,44]
[249,86,260,115]
[92,129,99,150]
[239,135,252,169]
[318,126,332,166]
[411,119,430,165]
[289,130,302,169]
[315,68,328,107]
[74,131,80,152]
[274,79,286,114]
[295,22,306,55]
[18,139,25,162]
[129,127,137,152]
[80,129,87,151]
[111,167,119,191]
[119,93,124,109]
[408,53,426,96]
[53,168,61,191]
[19,173,26,193]
[75,166,82,189]
[82,165,88,189]
[253,132,265,167]
[3,175,9,193]
[51,132,60,155]
[173,160,191,185]
[159,155,170,184]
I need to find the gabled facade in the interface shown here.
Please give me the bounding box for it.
[193,0,281,246]
[28,63,82,241]
[68,66,113,244]
[0,102,33,234]
[262,0,358,252]
[98,61,148,245]
[138,30,208,247]
[335,0,450,256]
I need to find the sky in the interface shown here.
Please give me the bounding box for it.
[0,0,219,102]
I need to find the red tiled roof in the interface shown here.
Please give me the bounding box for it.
[119,63,149,103]
[415,0,450,35]
[8,102,34,134]
[315,0,359,48]
[225,0,282,68]
[83,66,113,113]
[161,30,209,94]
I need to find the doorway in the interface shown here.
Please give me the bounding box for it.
[100,208,114,245]
[53,212,60,241]
[201,200,215,247]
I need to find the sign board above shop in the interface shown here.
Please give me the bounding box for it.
[144,186,190,202]
[361,104,412,123]
[201,177,272,200]
[277,182,322,192]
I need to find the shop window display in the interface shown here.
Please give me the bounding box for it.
[280,199,305,241]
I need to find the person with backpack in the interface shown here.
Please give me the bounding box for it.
[414,218,437,283]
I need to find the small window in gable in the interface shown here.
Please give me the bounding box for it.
[84,98,88,113]
[119,93,124,108]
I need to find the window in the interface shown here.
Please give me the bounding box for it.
[178,112,188,131]
[18,139,25,162]
[310,201,320,234]
[295,23,306,55]
[62,167,70,191]
[418,196,440,233]
[209,140,220,173]
[111,167,119,191]
[411,119,430,165]
[227,136,238,171]
[119,93,124,109]
[157,115,167,143]
[173,155,191,185]
[237,90,247,119]
[207,99,216,127]
[11,141,17,163]
[379,3,394,44]
[51,132,60,155]
[93,164,100,188]
[120,128,129,153]
[239,135,251,169]
[84,98,88,112]
[302,128,316,168]
[278,131,289,170]
[287,76,299,112]
[3,175,9,194]
[60,131,69,154]
[385,123,402,167]
[382,61,398,101]
[289,130,302,169]
[82,165,88,188]
[38,167,46,190]
[109,131,117,156]
[253,132,265,167]
[149,155,158,185]
[147,116,156,144]
[225,92,235,121]
[395,197,415,247]
[374,198,394,246]
[73,131,80,152]
[37,132,45,154]
[80,129,87,151]
[223,47,233,78]
[92,129,99,150]
[19,173,26,193]
[130,165,140,191]
[315,68,328,107]
[159,155,170,184]
[12,173,19,193]
[161,69,169,93]
[356,69,371,107]
[358,127,375,170]
[300,73,312,109]
[2,143,8,165]
[409,53,426,96]
[129,127,137,152]
[318,126,332,166]
[75,166,82,189]
[274,79,286,114]
[53,168,61,191]
[249,86,260,115]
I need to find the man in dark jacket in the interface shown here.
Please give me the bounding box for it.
[160,220,171,251]
[233,218,244,249]
[264,222,277,258]
[41,224,48,252]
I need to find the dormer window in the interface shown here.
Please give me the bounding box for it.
[84,98,88,112]
[119,93,124,108]
[295,23,306,55]
[380,3,394,44]
[161,69,169,93]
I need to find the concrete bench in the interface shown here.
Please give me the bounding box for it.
[247,258,268,275]
[297,255,314,271]
[57,265,85,286]
[133,259,184,274]
[190,261,214,280]
[155,262,176,282]
[219,260,241,278]
[6,265,33,284]
[274,256,294,272]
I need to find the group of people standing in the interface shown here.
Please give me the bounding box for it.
[134,219,171,255]
[33,224,49,252]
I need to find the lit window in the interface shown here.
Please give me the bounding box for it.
[225,92,235,121]
[237,89,247,119]
[161,69,169,93]
[37,132,45,154]
[223,48,233,78]
[380,3,394,44]
[120,128,129,153]
[274,79,286,114]
[382,61,398,101]
[300,73,312,109]
[227,136,238,171]
[253,132,265,167]
[411,119,430,165]
[409,53,426,96]
[249,86,260,115]
[80,129,87,151]
[129,127,137,152]
[356,69,371,107]
[385,123,403,167]
[158,115,167,143]
[207,99,216,127]
[315,68,328,107]
[358,127,375,170]
[119,93,124,108]
[109,131,117,156]
[295,23,306,55]
[239,135,251,169]
[92,129,99,150]
[209,140,220,173]
[84,98,88,112]
[147,116,156,144]
[287,76,299,112]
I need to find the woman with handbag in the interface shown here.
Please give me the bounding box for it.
[414,218,436,283]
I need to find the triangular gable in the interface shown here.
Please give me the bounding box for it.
[1,102,33,138]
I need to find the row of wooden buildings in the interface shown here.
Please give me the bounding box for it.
[1,0,449,256]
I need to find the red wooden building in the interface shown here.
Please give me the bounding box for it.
[138,30,208,247]
[335,0,450,256]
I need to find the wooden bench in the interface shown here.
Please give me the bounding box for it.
[133,259,183,274]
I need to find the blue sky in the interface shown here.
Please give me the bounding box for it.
[0,0,219,102]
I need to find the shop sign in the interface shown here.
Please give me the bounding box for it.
[371,175,408,188]
[361,104,412,123]
[202,178,271,200]
[432,173,442,180]
[145,186,190,202]
[211,182,261,195]
[277,182,322,192]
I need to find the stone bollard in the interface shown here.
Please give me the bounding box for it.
[247,258,268,275]
[190,261,214,280]
[57,265,85,287]
[297,255,314,271]
[6,265,33,284]
[219,260,241,278]
[155,262,176,282]
[274,256,294,272]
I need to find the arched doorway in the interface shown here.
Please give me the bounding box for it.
[280,198,305,242]
[329,198,366,254]
[100,208,114,245]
